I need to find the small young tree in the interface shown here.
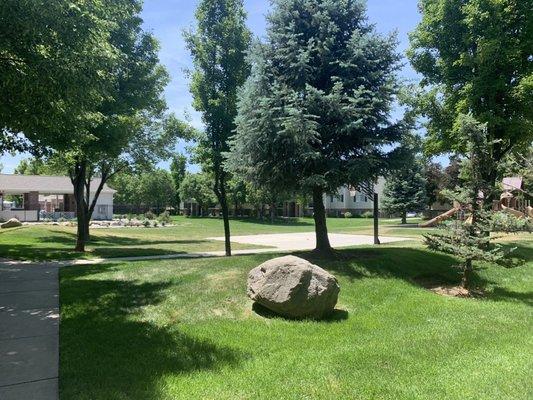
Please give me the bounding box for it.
[424,115,529,289]
[382,154,427,224]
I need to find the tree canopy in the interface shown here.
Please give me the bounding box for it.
[0,0,120,153]
[408,0,532,190]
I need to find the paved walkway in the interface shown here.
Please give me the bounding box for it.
[208,232,410,251]
[0,262,59,400]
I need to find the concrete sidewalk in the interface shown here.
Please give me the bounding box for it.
[0,262,59,400]
[209,232,410,251]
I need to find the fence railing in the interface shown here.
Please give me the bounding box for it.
[0,210,39,222]
[40,211,76,220]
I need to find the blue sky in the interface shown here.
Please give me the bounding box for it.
[1,0,426,173]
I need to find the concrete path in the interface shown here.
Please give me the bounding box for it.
[208,232,410,251]
[0,262,59,400]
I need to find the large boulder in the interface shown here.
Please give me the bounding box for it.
[247,255,340,319]
[1,218,22,229]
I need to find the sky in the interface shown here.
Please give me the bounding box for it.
[1,0,428,173]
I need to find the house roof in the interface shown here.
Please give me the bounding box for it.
[0,174,116,195]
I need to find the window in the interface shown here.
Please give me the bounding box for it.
[329,195,334,203]
[339,195,344,202]
[97,205,107,214]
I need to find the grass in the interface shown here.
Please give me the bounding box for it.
[59,240,533,399]
[0,216,424,261]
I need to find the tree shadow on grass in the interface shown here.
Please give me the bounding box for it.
[38,229,210,247]
[294,246,532,306]
[60,263,246,400]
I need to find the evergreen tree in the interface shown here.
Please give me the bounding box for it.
[227,0,405,253]
[425,114,529,289]
[184,0,252,255]
[383,159,427,224]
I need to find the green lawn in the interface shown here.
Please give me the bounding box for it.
[59,240,533,399]
[0,216,424,261]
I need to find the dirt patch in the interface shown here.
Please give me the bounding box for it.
[414,276,484,298]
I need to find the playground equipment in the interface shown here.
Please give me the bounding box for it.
[419,202,462,228]
[419,177,531,227]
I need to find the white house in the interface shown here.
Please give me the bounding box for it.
[0,174,116,221]
[323,178,386,216]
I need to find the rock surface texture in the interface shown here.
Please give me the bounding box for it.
[247,255,340,319]
[1,218,22,229]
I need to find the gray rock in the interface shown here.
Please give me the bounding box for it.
[1,218,22,229]
[247,255,340,319]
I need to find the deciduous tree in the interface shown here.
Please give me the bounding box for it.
[408,0,533,200]
[184,0,252,255]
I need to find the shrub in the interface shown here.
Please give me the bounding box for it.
[344,212,352,219]
[361,211,373,218]
[157,211,171,224]
[145,210,156,220]
[142,220,150,227]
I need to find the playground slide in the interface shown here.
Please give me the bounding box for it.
[501,204,526,218]
[419,207,460,228]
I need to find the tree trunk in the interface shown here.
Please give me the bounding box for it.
[71,161,87,252]
[373,193,380,245]
[401,211,407,224]
[312,187,332,254]
[462,259,473,289]
[270,202,276,223]
[220,196,231,256]
[214,170,231,256]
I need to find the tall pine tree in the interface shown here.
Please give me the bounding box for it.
[227,0,406,253]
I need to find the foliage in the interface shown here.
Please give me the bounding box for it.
[111,169,176,212]
[424,161,446,207]
[184,0,252,254]
[408,0,533,189]
[344,212,353,219]
[179,173,217,215]
[138,170,176,213]
[145,211,156,220]
[157,211,172,224]
[383,141,428,223]
[170,154,187,209]
[13,157,67,175]
[361,211,373,219]
[0,0,118,153]
[499,145,533,195]
[227,0,407,252]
